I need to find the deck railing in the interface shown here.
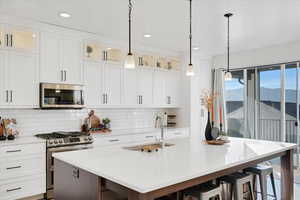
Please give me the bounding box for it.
[228,118,298,144]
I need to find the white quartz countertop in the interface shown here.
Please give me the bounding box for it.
[0,135,45,146]
[53,137,296,193]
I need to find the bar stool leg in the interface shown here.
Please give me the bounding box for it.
[235,182,243,200]
[259,174,268,200]
[270,172,277,199]
[248,181,255,200]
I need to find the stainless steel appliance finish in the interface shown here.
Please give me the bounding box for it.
[40,83,85,109]
[35,131,93,199]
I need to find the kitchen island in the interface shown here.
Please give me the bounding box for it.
[53,137,296,200]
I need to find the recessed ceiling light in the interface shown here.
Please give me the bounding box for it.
[59,12,71,18]
[193,47,199,50]
[144,34,152,38]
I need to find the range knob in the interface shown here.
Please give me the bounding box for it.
[84,137,88,141]
[59,140,63,144]
[49,140,53,145]
[54,140,58,144]
[88,136,93,141]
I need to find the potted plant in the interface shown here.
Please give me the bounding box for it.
[102,118,111,129]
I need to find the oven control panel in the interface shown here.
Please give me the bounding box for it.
[47,136,93,147]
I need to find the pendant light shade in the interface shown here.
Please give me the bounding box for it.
[186,64,195,76]
[186,0,194,76]
[124,53,135,69]
[124,0,136,69]
[224,13,233,81]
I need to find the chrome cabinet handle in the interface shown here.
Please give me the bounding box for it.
[10,34,13,47]
[60,70,63,81]
[7,187,21,192]
[141,96,143,104]
[6,166,22,170]
[102,94,105,104]
[137,95,140,104]
[5,34,9,47]
[10,90,12,102]
[109,139,119,142]
[64,70,67,81]
[105,94,108,104]
[145,135,154,138]
[5,90,8,102]
[6,149,21,153]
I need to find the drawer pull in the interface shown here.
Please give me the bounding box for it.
[7,187,22,192]
[6,166,22,170]
[145,135,154,138]
[6,150,21,153]
[109,139,120,142]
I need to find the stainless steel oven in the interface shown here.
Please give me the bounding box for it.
[46,143,93,198]
[40,83,85,109]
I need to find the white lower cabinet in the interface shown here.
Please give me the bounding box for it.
[0,141,46,200]
[0,174,45,200]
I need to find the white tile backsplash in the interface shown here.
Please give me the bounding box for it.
[0,108,166,136]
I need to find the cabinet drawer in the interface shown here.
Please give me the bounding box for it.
[0,156,45,180]
[0,174,45,200]
[0,143,45,158]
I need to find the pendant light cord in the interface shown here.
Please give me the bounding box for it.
[224,13,233,73]
[227,15,230,72]
[189,0,192,66]
[128,0,133,55]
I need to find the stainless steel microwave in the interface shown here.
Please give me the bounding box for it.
[40,83,85,109]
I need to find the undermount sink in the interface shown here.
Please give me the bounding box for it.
[124,142,175,152]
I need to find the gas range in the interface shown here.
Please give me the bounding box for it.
[35,131,93,147]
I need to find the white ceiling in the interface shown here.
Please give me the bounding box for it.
[1,0,300,56]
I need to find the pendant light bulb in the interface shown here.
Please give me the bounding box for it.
[124,53,136,69]
[224,71,232,81]
[186,64,195,76]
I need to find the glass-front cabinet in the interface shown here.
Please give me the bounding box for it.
[84,42,103,62]
[104,48,123,63]
[0,25,38,52]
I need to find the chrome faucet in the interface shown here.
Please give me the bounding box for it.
[155,114,166,148]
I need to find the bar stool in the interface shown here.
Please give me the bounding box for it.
[183,184,223,200]
[219,172,255,200]
[244,165,277,200]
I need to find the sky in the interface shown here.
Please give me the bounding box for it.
[225,67,297,91]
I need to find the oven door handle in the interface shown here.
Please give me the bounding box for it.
[48,144,93,153]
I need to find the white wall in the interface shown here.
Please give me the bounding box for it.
[189,55,213,139]
[213,40,300,69]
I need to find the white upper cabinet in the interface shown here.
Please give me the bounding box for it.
[103,62,122,105]
[153,70,166,106]
[136,68,153,105]
[123,69,138,105]
[0,51,6,106]
[0,51,38,107]
[0,24,38,53]
[165,71,181,106]
[60,38,83,84]
[123,67,153,106]
[7,52,38,107]
[40,32,83,84]
[84,62,103,107]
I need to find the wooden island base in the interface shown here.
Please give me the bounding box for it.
[54,149,294,200]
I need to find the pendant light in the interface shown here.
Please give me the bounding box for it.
[224,13,233,80]
[124,0,136,69]
[186,0,195,76]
